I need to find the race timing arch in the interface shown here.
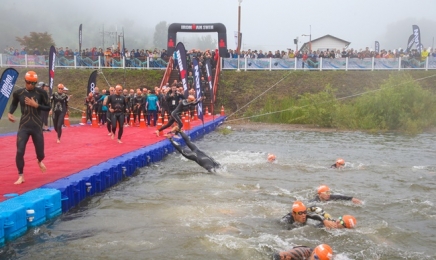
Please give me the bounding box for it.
[167,23,228,57]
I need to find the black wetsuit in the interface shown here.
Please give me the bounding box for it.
[132,94,144,123]
[85,97,94,123]
[309,194,353,203]
[9,87,50,175]
[159,98,200,132]
[107,94,127,140]
[280,212,325,230]
[273,246,313,260]
[169,131,220,172]
[51,92,68,139]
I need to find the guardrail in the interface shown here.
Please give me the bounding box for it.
[222,56,436,71]
[0,54,168,70]
[3,54,435,71]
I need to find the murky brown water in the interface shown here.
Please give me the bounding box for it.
[1,125,436,259]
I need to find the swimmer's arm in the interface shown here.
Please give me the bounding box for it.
[37,89,51,111]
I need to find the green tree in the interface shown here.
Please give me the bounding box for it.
[15,32,55,53]
[153,21,168,49]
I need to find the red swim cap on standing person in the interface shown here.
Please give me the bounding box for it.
[25,71,38,82]
[313,244,333,260]
[187,95,195,102]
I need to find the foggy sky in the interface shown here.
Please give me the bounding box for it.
[1,0,436,52]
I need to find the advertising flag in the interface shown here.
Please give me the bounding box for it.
[174,42,188,97]
[87,70,98,95]
[375,41,380,53]
[412,25,422,53]
[0,68,19,119]
[192,58,203,122]
[48,45,56,96]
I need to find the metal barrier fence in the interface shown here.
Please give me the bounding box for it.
[0,54,168,70]
[222,56,436,71]
[2,54,436,71]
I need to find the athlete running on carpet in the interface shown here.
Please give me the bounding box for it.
[156,95,203,136]
[166,126,220,172]
[8,71,51,184]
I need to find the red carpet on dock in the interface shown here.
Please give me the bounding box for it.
[0,118,213,201]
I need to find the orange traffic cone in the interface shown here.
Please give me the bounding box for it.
[80,111,86,125]
[129,111,134,127]
[220,105,225,116]
[139,111,146,128]
[184,112,191,130]
[92,111,98,128]
[156,113,163,130]
[164,111,168,125]
[64,112,70,127]
[193,107,198,121]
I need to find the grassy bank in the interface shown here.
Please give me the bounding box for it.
[2,68,435,133]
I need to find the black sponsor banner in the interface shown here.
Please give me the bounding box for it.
[174,42,188,97]
[87,70,98,95]
[193,58,203,122]
[412,25,422,53]
[48,45,56,96]
[375,41,380,53]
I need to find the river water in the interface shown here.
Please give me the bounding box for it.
[1,124,436,260]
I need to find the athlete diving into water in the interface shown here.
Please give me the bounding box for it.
[166,126,220,172]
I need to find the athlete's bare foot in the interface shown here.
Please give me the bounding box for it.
[118,139,123,143]
[57,139,60,143]
[108,132,112,136]
[111,133,114,140]
[38,161,47,173]
[155,130,160,137]
[14,176,25,185]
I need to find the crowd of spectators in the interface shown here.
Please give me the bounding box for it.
[3,44,436,69]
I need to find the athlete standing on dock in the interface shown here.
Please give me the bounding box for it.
[50,84,68,143]
[8,71,51,184]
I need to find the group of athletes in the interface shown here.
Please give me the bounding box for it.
[8,71,361,259]
[269,158,362,260]
[7,70,217,184]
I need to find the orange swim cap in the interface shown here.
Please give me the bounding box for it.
[313,244,333,260]
[317,185,330,194]
[267,153,276,162]
[336,158,345,166]
[341,215,357,228]
[292,201,306,212]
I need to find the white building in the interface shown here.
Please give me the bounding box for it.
[300,35,351,53]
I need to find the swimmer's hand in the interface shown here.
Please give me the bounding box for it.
[8,113,15,122]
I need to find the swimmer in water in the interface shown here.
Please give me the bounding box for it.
[273,243,333,260]
[309,185,362,204]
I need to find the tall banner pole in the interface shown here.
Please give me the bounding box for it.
[79,24,82,57]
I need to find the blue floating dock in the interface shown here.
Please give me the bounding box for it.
[0,116,225,246]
